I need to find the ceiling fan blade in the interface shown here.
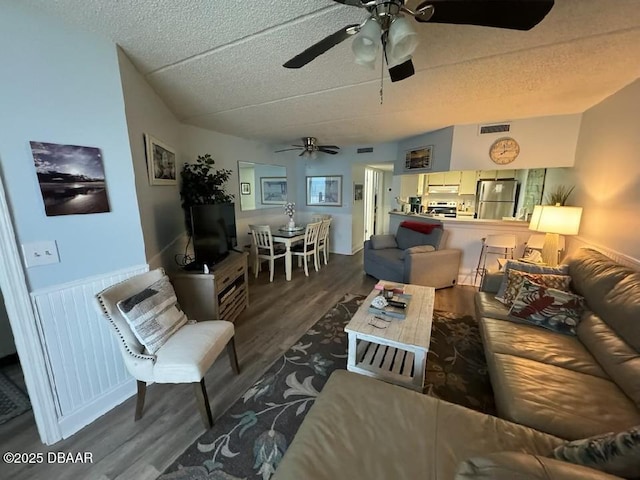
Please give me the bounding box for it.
[274,147,303,153]
[283,24,360,69]
[331,0,365,6]
[318,148,339,155]
[318,145,340,150]
[298,151,307,157]
[389,58,415,82]
[415,0,554,31]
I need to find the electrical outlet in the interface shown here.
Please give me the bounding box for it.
[22,241,60,268]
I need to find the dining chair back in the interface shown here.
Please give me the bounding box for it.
[316,218,332,266]
[291,221,322,276]
[94,268,239,428]
[249,224,286,282]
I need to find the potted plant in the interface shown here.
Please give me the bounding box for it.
[545,185,575,206]
[180,154,234,234]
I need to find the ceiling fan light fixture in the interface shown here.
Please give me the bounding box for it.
[387,16,419,67]
[352,18,382,68]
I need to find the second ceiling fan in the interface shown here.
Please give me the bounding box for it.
[275,137,341,157]
[283,0,554,82]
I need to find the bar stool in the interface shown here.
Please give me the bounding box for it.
[474,234,517,285]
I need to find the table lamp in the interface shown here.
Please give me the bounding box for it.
[529,205,583,266]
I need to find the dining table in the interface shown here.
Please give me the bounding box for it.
[258,224,307,281]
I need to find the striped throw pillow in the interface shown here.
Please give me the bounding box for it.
[117,275,187,354]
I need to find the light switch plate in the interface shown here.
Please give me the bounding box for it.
[22,241,60,267]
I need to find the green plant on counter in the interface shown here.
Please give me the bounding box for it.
[545,185,575,206]
[180,154,234,233]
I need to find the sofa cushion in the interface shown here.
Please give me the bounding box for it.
[552,426,640,479]
[487,353,640,440]
[497,270,572,306]
[508,280,585,336]
[578,312,640,409]
[480,318,608,379]
[475,292,512,321]
[456,452,622,480]
[273,370,563,480]
[496,260,570,300]
[568,248,640,352]
[400,244,435,259]
[396,225,443,250]
[364,247,404,278]
[369,234,398,250]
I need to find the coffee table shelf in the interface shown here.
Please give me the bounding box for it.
[345,284,434,392]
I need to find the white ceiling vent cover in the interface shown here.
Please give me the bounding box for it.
[357,147,374,154]
[478,123,511,135]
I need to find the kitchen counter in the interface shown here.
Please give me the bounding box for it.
[389,211,529,226]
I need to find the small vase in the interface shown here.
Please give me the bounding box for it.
[287,217,295,230]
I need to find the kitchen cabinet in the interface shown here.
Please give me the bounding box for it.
[477,169,517,180]
[400,175,420,197]
[445,171,461,184]
[459,170,477,195]
[427,172,445,186]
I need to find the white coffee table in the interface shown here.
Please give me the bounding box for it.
[345,284,435,392]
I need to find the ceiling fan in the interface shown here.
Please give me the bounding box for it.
[275,137,341,157]
[283,0,554,82]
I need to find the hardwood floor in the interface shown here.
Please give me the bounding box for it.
[0,251,477,480]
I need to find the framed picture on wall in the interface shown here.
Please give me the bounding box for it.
[405,145,433,170]
[240,182,251,195]
[30,141,111,216]
[306,175,342,206]
[260,177,287,204]
[145,134,177,186]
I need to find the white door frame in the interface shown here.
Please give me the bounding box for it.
[0,176,61,444]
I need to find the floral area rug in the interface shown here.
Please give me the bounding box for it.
[158,294,495,480]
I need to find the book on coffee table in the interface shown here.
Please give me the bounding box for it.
[374,281,406,294]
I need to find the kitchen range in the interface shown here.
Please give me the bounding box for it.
[425,201,458,218]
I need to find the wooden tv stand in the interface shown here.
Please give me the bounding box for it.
[170,251,249,323]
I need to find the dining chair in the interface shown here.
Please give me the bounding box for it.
[94,268,239,428]
[316,218,332,266]
[291,221,322,276]
[249,224,286,282]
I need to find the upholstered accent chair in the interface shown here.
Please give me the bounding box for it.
[95,268,239,428]
[363,221,462,289]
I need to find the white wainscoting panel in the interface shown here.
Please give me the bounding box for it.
[31,264,148,438]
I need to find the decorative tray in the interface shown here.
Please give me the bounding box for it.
[279,225,304,232]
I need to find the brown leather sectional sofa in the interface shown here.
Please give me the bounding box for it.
[476,248,640,440]
[273,247,638,479]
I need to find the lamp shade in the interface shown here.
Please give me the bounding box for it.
[352,18,381,68]
[529,205,583,235]
[387,16,419,67]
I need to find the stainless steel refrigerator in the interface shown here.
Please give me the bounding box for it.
[475,179,519,219]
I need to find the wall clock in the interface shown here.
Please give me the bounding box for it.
[489,137,520,165]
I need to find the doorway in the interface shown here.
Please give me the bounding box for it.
[364,168,380,241]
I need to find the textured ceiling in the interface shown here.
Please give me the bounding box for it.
[22,0,640,146]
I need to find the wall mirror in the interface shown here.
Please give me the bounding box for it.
[238,161,288,211]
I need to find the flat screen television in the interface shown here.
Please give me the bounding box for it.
[189,203,237,269]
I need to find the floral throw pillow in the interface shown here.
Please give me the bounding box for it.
[508,279,585,335]
[496,269,571,306]
[552,425,640,478]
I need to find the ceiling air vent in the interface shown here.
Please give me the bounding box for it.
[357,147,374,154]
[478,123,511,135]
